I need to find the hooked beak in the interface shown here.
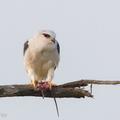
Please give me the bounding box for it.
[51,38,55,43]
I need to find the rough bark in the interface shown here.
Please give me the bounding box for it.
[0,79,120,98]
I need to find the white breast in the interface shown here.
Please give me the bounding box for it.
[24,42,59,81]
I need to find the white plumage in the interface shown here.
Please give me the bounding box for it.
[23,30,60,87]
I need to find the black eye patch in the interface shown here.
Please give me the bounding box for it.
[43,33,51,38]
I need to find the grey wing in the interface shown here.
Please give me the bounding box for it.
[54,42,60,70]
[23,40,29,55]
[57,42,60,55]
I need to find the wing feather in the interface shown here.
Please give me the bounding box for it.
[57,42,60,55]
[23,40,29,55]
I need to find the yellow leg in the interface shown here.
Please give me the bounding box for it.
[51,83,57,86]
[27,80,36,87]
[38,80,42,83]
[28,80,42,86]
[27,82,34,85]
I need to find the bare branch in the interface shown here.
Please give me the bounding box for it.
[60,79,120,88]
[0,79,120,98]
[0,84,92,98]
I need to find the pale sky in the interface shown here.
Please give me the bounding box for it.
[0,0,120,120]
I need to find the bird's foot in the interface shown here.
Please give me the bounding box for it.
[28,81,39,87]
[35,80,57,90]
[27,82,34,85]
[51,83,57,86]
[45,80,57,89]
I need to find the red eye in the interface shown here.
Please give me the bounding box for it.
[43,33,50,38]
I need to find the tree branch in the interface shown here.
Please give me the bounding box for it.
[60,79,120,88]
[0,79,120,98]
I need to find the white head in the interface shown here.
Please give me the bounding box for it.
[33,30,56,43]
[41,30,56,38]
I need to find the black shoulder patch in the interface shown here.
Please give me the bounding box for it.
[57,42,60,55]
[23,40,29,55]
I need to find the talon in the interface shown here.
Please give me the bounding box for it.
[34,80,57,92]
[46,81,52,90]
[47,81,57,90]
